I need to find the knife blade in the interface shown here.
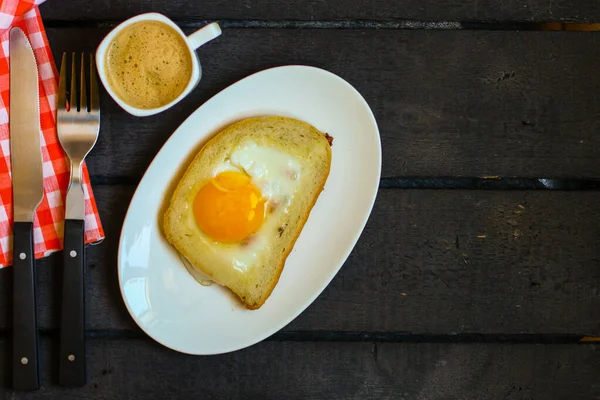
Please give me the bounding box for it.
[9,27,43,392]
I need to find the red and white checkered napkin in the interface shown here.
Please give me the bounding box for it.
[0,0,105,268]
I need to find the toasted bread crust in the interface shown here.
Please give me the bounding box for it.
[245,146,331,309]
[163,116,332,309]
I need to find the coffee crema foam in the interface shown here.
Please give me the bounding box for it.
[104,21,192,109]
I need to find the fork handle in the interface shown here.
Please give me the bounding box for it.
[59,219,86,387]
[12,221,40,391]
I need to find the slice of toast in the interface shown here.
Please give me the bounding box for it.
[163,116,332,309]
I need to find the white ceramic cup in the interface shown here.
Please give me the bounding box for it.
[95,13,222,117]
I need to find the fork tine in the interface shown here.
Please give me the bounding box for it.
[57,52,67,111]
[89,53,100,113]
[79,53,87,112]
[69,53,77,111]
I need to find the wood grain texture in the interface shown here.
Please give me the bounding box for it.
[22,4,600,399]
[1,186,598,334]
[46,28,600,179]
[39,0,600,23]
[0,338,599,399]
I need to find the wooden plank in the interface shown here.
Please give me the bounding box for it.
[39,0,600,23]
[0,338,599,398]
[46,27,600,179]
[1,186,599,334]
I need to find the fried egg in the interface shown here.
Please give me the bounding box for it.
[180,140,303,281]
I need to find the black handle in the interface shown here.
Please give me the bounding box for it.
[12,221,40,391]
[59,219,86,387]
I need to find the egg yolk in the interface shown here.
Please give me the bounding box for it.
[193,171,265,243]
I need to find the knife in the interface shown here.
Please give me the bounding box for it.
[9,27,44,391]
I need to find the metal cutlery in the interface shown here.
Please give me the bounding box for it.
[9,27,44,391]
[56,53,100,387]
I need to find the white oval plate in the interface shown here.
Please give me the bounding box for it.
[118,65,381,355]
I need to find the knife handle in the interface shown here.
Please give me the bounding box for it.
[59,219,86,387]
[12,221,40,391]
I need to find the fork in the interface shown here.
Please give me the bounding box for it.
[56,53,100,387]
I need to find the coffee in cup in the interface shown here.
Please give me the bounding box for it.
[104,20,192,110]
[96,13,222,117]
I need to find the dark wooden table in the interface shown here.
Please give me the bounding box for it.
[2,1,600,398]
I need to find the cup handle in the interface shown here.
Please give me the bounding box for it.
[187,22,222,50]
